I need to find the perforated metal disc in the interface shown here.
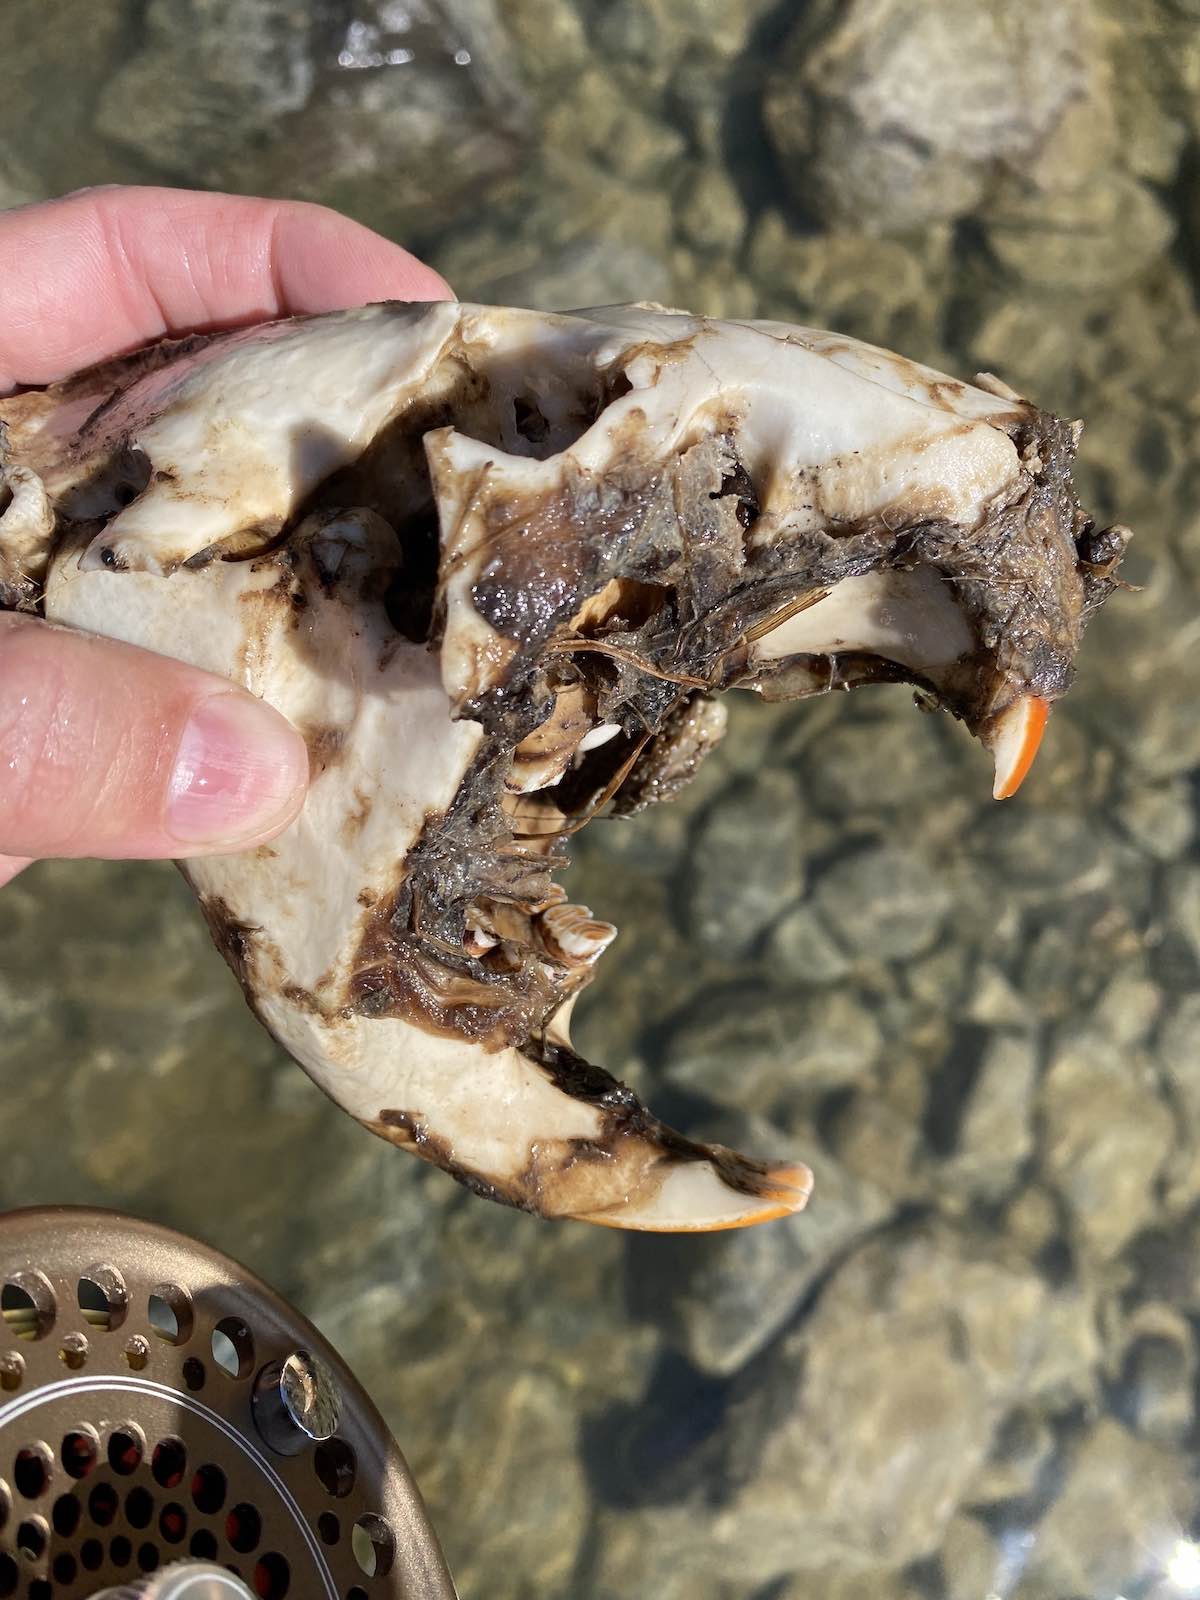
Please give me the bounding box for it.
[0,1208,457,1600]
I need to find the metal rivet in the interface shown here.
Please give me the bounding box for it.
[251,1351,340,1456]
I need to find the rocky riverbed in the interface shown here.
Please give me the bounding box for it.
[3,2,1200,1595]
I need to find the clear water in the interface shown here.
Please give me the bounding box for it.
[2,3,1200,1597]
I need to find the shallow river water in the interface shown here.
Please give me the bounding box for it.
[3,3,1200,1597]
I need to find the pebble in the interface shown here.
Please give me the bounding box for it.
[1039,1030,1173,1260]
[95,0,316,176]
[716,1224,1048,1577]
[674,163,748,258]
[814,843,953,962]
[763,0,1094,231]
[635,1114,890,1375]
[663,985,881,1112]
[943,1032,1039,1201]
[986,172,1175,292]
[765,903,852,985]
[685,770,808,955]
[1015,1419,1192,1598]
[1114,1305,1196,1445]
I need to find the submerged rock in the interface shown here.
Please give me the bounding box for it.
[1039,1029,1173,1260]
[965,1405,1057,1507]
[747,214,952,351]
[432,158,675,304]
[685,771,807,954]
[675,163,749,258]
[244,5,526,240]
[501,0,591,85]
[470,234,674,312]
[801,699,964,820]
[663,985,882,1112]
[814,843,954,962]
[942,1032,1039,1201]
[1114,1305,1197,1445]
[635,1114,891,1376]
[542,67,687,185]
[979,808,1118,904]
[941,1514,1006,1600]
[0,0,130,195]
[716,1224,1048,1577]
[414,1363,589,1599]
[764,0,1095,232]
[1102,0,1194,182]
[765,904,852,986]
[824,1090,925,1204]
[986,171,1175,292]
[95,0,317,176]
[773,1566,925,1600]
[97,0,530,237]
[1114,775,1195,861]
[1015,1418,1192,1597]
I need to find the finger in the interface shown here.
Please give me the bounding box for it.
[0,854,31,888]
[0,185,453,390]
[0,615,309,860]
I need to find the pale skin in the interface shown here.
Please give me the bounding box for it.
[0,185,450,888]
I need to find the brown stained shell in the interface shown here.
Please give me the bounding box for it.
[0,301,1130,1231]
[505,683,598,793]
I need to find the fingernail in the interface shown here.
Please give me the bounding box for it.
[168,693,308,847]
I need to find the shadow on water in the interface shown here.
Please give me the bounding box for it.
[581,1347,730,1510]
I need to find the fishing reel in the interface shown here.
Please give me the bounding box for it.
[0,1208,457,1599]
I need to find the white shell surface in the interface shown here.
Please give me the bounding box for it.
[750,567,976,671]
[46,512,483,997]
[0,298,1073,1231]
[80,304,461,573]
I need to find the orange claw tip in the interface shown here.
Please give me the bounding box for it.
[704,1164,815,1232]
[990,694,1049,801]
[579,1159,814,1233]
[759,1162,815,1209]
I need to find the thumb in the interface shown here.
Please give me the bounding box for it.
[0,615,309,863]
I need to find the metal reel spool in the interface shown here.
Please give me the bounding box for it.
[0,1208,457,1600]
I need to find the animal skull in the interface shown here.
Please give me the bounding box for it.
[0,302,1128,1229]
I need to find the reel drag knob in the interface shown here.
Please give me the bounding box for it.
[91,1561,253,1596]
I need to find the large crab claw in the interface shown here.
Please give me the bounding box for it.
[0,303,1127,1229]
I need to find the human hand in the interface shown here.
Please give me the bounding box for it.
[0,185,450,888]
